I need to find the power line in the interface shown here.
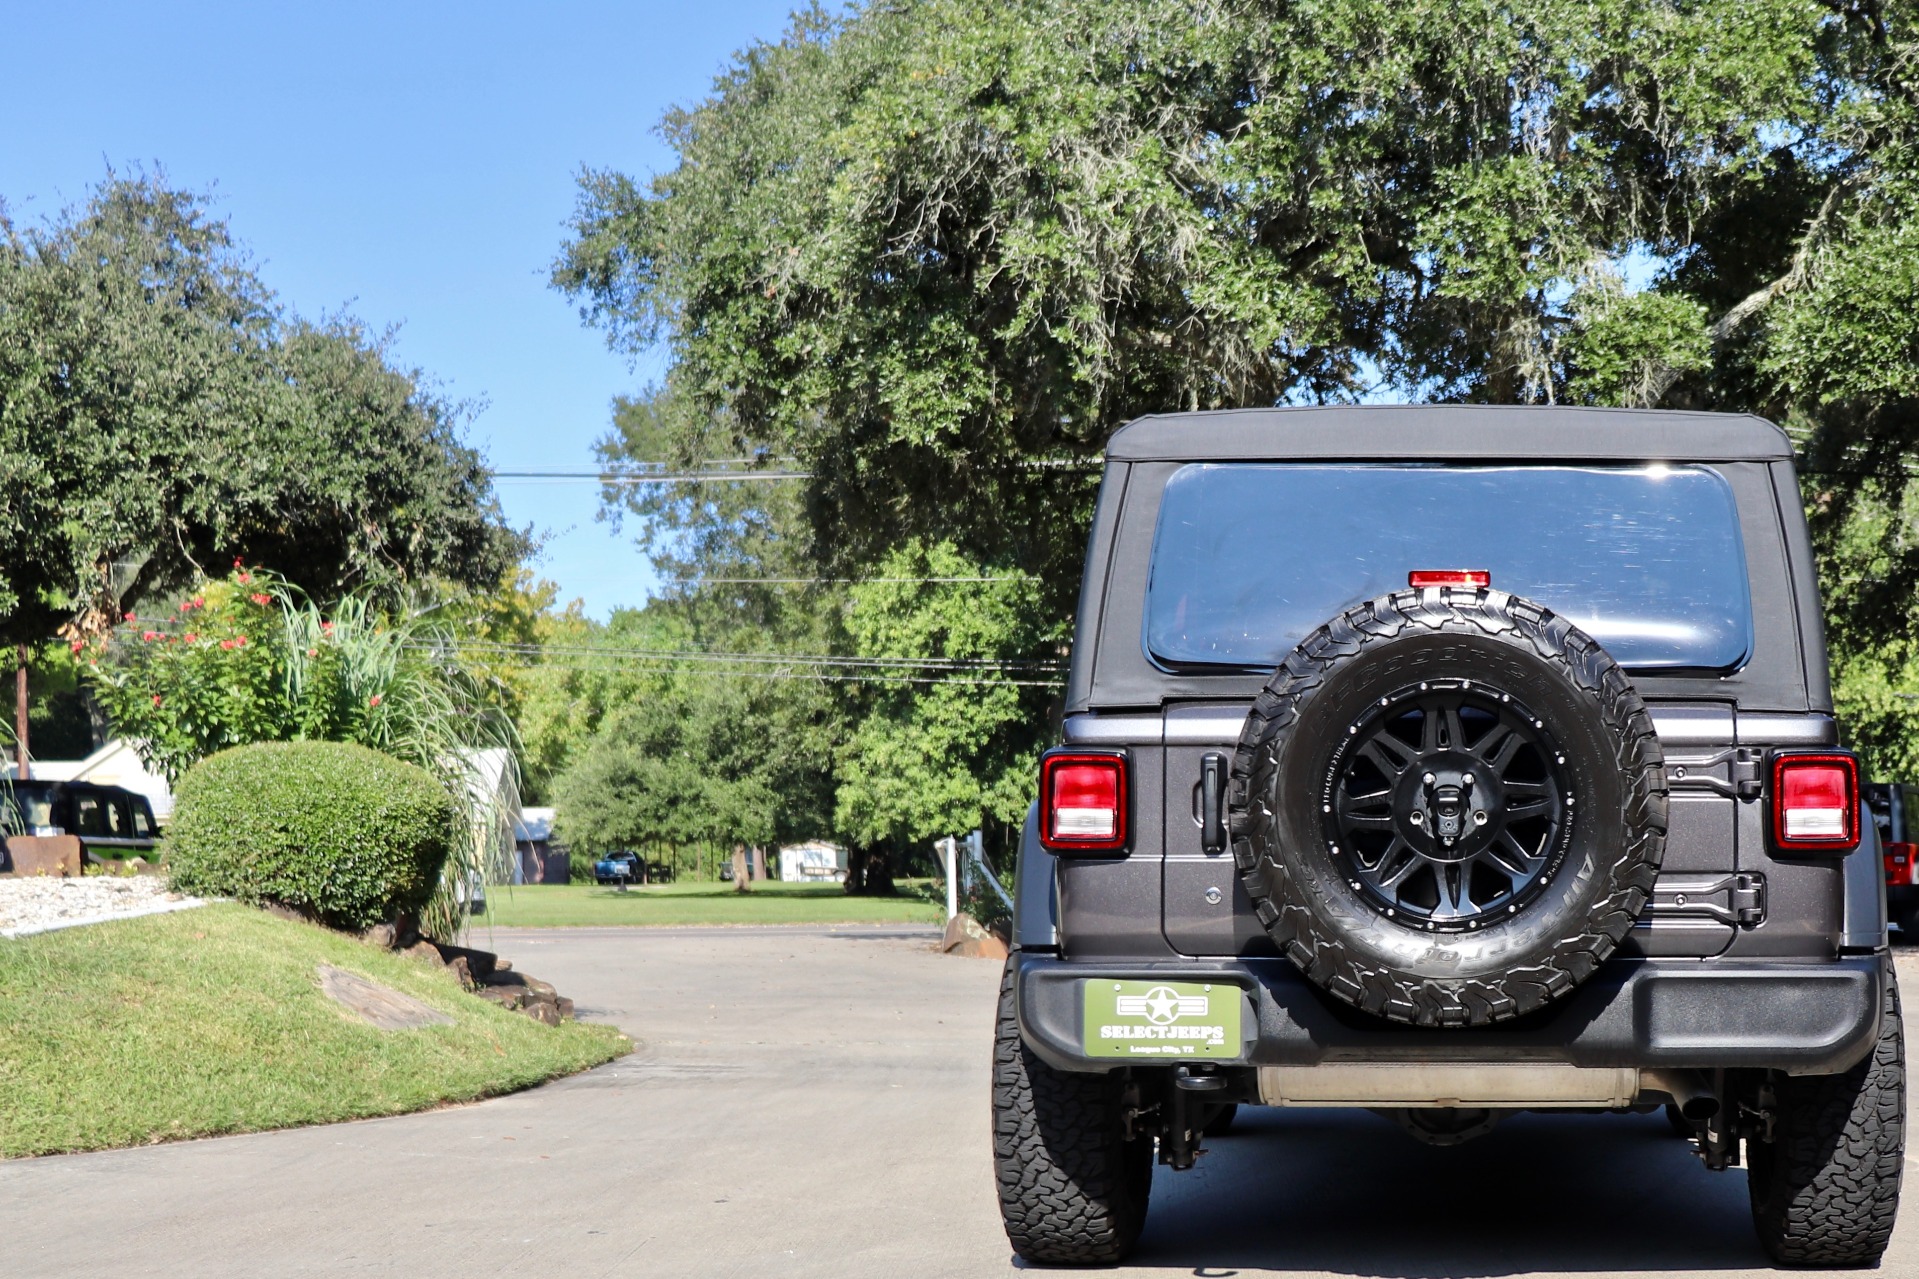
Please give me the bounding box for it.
[489,470,811,484]
[444,652,1062,687]
[485,458,1100,484]
[429,639,1062,673]
[666,576,1038,585]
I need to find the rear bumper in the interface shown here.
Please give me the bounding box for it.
[1013,950,1884,1077]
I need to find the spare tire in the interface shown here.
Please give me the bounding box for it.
[1228,586,1666,1028]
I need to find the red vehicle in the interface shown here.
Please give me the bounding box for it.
[1867,782,1919,934]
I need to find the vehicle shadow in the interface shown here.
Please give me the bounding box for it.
[1126,1107,1767,1277]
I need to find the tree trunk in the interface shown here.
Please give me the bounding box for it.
[732,843,750,892]
[14,645,28,780]
[845,842,896,896]
[749,845,766,882]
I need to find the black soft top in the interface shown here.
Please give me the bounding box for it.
[1106,405,1792,463]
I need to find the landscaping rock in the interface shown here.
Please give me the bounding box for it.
[476,986,525,1010]
[316,965,453,1031]
[941,912,1010,961]
[423,940,499,979]
[397,934,576,1027]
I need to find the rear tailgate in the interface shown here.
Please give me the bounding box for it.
[1159,702,1742,959]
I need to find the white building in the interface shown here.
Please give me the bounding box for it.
[779,840,848,883]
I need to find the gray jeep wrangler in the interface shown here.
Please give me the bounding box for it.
[994,406,1904,1267]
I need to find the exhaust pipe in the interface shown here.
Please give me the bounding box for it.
[1643,1069,1720,1121]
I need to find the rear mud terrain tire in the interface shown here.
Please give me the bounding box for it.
[992,962,1151,1265]
[1748,958,1905,1267]
[1229,587,1667,1027]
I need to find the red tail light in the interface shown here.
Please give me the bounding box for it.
[1409,569,1490,588]
[1040,751,1128,852]
[1885,841,1918,887]
[1770,752,1860,853]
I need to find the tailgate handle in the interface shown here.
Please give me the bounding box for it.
[1201,753,1227,854]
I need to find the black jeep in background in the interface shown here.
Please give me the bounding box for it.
[0,779,162,867]
[996,407,1901,1268]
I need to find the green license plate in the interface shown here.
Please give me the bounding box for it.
[1083,980,1241,1059]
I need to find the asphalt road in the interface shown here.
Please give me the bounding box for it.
[3,926,1917,1278]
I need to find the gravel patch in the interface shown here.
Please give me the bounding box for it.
[0,876,207,939]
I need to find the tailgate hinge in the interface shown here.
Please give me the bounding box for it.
[1666,747,1764,800]
[1645,872,1768,928]
[1732,873,1767,927]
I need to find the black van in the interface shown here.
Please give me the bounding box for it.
[1,780,162,862]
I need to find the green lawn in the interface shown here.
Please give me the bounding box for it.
[0,903,629,1158]
[475,879,943,928]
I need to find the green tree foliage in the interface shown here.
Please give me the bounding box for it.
[555,0,1821,586]
[834,541,1060,847]
[534,604,838,869]
[0,173,521,649]
[556,0,1919,781]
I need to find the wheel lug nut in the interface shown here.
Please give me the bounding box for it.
[1474,811,1488,825]
[1410,811,1424,825]
[1422,772,1436,785]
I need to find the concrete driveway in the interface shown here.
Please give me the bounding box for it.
[3,926,1916,1278]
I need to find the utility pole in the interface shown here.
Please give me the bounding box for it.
[13,645,27,780]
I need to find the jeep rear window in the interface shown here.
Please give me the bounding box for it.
[1144,464,1753,672]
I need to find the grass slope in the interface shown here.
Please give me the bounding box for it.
[0,904,628,1158]
[478,880,942,928]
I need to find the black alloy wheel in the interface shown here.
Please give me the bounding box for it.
[1326,680,1572,932]
[1229,587,1667,1027]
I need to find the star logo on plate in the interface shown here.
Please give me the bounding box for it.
[1115,986,1212,1024]
[1144,987,1180,1023]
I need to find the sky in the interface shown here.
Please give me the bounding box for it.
[0,0,804,618]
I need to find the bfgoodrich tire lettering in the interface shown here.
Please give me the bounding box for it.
[1748,957,1906,1267]
[992,961,1151,1265]
[1228,587,1667,1028]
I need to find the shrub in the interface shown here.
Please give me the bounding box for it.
[168,741,456,931]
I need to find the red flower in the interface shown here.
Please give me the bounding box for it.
[320,620,335,634]
[249,593,271,606]
[306,647,318,658]
[234,636,247,647]
[368,694,383,708]
[233,557,244,569]
[237,573,252,584]
[183,633,198,643]
[141,631,160,642]
[151,694,162,707]
[123,611,136,622]
[219,639,237,651]
[68,640,83,654]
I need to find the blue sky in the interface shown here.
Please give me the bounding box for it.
[0,0,803,618]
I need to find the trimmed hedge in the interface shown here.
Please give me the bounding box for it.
[168,741,456,931]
